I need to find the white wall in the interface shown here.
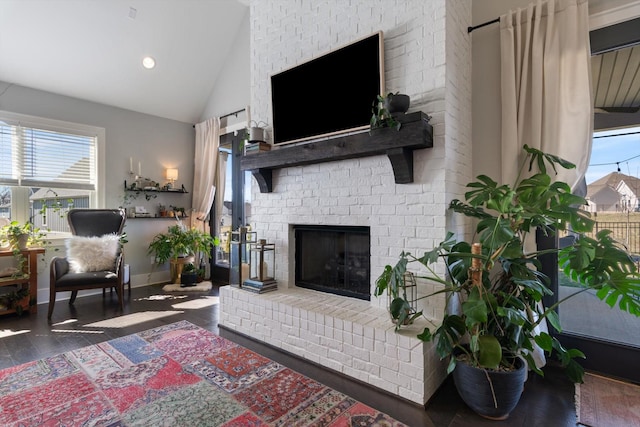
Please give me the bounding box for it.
[199,10,251,122]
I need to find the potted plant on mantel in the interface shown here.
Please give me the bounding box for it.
[147,222,219,284]
[370,92,411,132]
[375,145,640,420]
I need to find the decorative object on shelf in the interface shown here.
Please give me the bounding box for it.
[370,92,410,132]
[169,205,186,218]
[249,121,268,143]
[229,226,257,288]
[383,270,418,326]
[147,221,219,284]
[165,168,178,189]
[384,92,410,115]
[242,120,268,145]
[375,145,640,419]
[244,238,277,293]
[244,141,271,155]
[124,181,187,194]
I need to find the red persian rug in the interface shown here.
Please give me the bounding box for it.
[0,320,407,426]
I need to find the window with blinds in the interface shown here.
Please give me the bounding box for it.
[0,119,96,190]
[0,111,102,230]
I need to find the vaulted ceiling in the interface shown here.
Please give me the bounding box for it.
[0,0,248,123]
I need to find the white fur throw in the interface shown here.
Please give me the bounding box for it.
[66,234,120,273]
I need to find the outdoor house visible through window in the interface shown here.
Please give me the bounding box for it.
[0,111,102,233]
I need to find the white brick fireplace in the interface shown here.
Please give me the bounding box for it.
[220,0,472,406]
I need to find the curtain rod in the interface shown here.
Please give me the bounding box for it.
[468,17,500,33]
[220,108,246,119]
[192,108,247,128]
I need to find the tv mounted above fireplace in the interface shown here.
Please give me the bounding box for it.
[270,32,385,145]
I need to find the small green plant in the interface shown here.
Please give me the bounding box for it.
[0,221,48,275]
[370,92,401,132]
[0,286,30,315]
[38,189,73,220]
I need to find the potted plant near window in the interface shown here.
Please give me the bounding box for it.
[0,221,48,273]
[375,145,640,419]
[147,223,219,284]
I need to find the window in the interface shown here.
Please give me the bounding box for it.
[0,111,104,233]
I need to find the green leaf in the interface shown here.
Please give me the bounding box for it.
[565,359,585,383]
[522,353,544,377]
[389,297,409,320]
[446,356,457,374]
[462,287,488,328]
[545,310,562,333]
[478,335,502,369]
[534,332,553,352]
[417,327,433,342]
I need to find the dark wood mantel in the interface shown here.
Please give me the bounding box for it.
[240,111,433,193]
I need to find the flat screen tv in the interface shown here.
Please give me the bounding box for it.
[270,32,384,145]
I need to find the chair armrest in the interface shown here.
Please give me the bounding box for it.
[116,251,125,283]
[50,256,69,282]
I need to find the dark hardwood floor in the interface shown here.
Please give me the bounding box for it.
[0,284,577,426]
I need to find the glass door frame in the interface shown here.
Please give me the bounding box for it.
[541,18,640,382]
[210,129,248,283]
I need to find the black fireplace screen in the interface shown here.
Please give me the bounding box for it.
[294,225,370,300]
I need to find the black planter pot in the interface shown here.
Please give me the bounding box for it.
[452,356,527,420]
[180,272,198,287]
[384,93,410,116]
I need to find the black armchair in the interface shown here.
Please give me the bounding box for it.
[48,209,126,319]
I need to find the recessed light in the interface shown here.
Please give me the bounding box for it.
[142,56,156,69]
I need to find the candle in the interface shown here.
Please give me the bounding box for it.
[129,157,133,172]
[138,161,141,177]
[241,263,250,281]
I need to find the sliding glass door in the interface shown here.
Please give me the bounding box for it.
[544,18,640,382]
[210,130,252,283]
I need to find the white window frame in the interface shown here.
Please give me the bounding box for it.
[0,110,106,226]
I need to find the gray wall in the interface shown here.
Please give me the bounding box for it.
[200,11,250,123]
[0,80,195,293]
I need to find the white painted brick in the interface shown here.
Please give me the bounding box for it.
[224,0,469,406]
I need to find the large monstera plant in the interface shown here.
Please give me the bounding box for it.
[376,145,640,391]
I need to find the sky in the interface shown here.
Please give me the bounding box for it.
[586,125,640,184]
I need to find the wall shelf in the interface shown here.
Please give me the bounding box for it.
[123,181,188,193]
[240,111,433,193]
[128,216,189,220]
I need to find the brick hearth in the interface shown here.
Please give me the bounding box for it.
[220,286,447,405]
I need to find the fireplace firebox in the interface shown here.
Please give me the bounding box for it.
[294,225,370,300]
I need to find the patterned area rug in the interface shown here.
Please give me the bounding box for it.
[576,372,640,427]
[0,320,406,426]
